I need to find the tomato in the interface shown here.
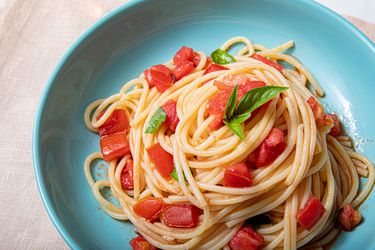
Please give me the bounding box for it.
[173,46,194,65]
[307,96,333,128]
[162,100,179,132]
[337,204,362,231]
[173,61,195,80]
[192,52,201,67]
[98,109,130,137]
[297,196,325,230]
[329,114,340,137]
[100,132,130,162]
[144,65,175,93]
[121,159,134,190]
[223,162,252,188]
[229,225,264,250]
[130,235,157,250]
[250,54,283,72]
[146,143,174,179]
[161,204,199,228]
[134,197,165,222]
[247,128,286,168]
[203,64,228,75]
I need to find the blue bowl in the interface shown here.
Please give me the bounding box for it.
[33,0,375,249]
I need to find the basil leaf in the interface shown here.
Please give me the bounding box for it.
[224,119,244,140]
[211,48,236,65]
[224,84,238,120]
[246,213,273,230]
[145,107,167,134]
[234,86,288,117]
[170,167,178,181]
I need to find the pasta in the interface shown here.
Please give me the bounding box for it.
[83,36,374,250]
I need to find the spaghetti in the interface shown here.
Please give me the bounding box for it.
[84,36,374,250]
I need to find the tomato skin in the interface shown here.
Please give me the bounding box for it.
[251,54,283,72]
[134,197,165,222]
[337,204,362,231]
[229,225,264,250]
[130,235,157,250]
[307,96,333,128]
[161,204,199,228]
[329,114,340,137]
[192,52,201,67]
[121,159,134,190]
[100,132,130,162]
[223,162,252,188]
[146,143,174,179]
[297,196,325,230]
[162,100,179,132]
[173,61,195,80]
[173,46,194,65]
[144,65,175,93]
[203,64,228,75]
[98,109,130,137]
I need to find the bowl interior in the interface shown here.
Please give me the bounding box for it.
[34,0,375,249]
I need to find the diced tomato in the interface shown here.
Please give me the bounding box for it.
[247,128,286,168]
[192,52,201,67]
[130,235,157,250]
[121,159,134,190]
[337,204,362,231]
[229,225,264,250]
[329,114,340,137]
[134,197,165,222]
[100,132,130,162]
[203,64,228,75]
[223,162,252,188]
[307,96,333,128]
[251,54,283,72]
[173,46,194,66]
[173,61,195,80]
[162,100,179,132]
[297,196,325,230]
[144,65,175,93]
[237,81,266,99]
[161,204,199,228]
[146,143,174,179]
[98,109,130,137]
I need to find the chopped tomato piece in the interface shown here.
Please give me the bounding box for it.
[98,109,130,137]
[144,65,175,93]
[121,159,134,190]
[162,100,179,132]
[161,204,199,228]
[173,46,194,65]
[203,64,228,75]
[229,225,264,250]
[297,196,325,230]
[307,96,333,128]
[337,204,362,231]
[192,52,201,67]
[329,114,340,137]
[134,197,165,222]
[146,143,174,179]
[247,128,286,168]
[251,54,283,72]
[100,132,130,162]
[223,162,252,188]
[130,235,157,250]
[173,61,195,80]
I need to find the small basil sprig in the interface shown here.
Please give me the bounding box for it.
[170,167,179,181]
[211,49,236,65]
[224,85,288,139]
[145,107,167,133]
[246,213,273,230]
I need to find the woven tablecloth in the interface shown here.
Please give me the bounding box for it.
[0,0,374,249]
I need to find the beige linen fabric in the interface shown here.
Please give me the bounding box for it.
[0,0,373,249]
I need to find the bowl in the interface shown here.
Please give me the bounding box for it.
[33,0,375,249]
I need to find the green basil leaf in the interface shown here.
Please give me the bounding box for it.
[224,119,244,140]
[234,86,288,117]
[145,107,167,134]
[224,84,238,120]
[211,48,236,65]
[170,167,178,181]
[235,112,251,124]
[246,213,273,230]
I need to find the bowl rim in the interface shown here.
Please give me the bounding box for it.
[32,0,375,249]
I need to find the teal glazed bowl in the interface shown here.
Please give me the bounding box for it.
[33,0,375,249]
